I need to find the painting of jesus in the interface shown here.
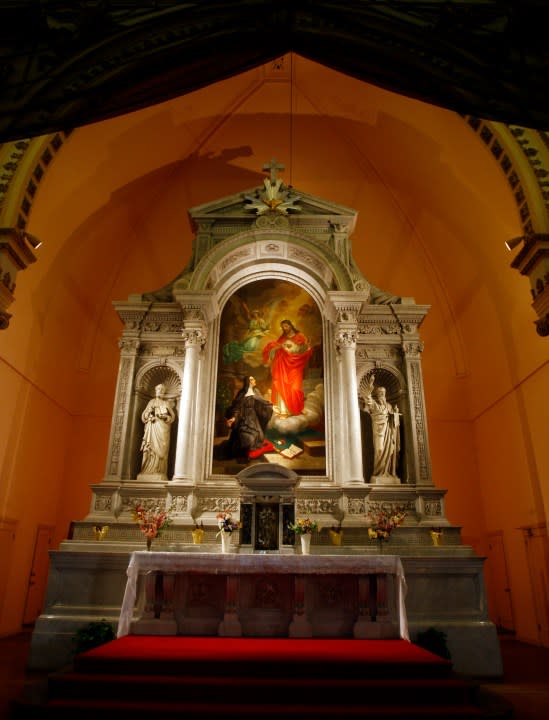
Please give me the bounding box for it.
[212,279,324,475]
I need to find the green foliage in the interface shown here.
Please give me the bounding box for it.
[415,627,451,660]
[73,619,116,654]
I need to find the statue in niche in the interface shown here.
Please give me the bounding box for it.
[361,373,401,480]
[140,383,176,475]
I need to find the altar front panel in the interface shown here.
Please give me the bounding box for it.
[118,552,409,641]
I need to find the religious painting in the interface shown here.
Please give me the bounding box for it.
[213,280,325,475]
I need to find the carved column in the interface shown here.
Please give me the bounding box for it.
[173,327,206,481]
[172,293,216,482]
[332,298,364,484]
[104,304,148,480]
[402,340,433,486]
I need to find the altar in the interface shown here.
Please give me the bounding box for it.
[117,552,409,641]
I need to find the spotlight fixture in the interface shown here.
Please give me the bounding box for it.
[23,231,42,250]
[505,235,524,252]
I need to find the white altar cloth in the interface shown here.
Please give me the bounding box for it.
[117,551,409,640]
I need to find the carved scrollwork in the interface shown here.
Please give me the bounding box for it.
[256,214,289,228]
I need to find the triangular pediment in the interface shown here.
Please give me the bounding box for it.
[188,184,357,231]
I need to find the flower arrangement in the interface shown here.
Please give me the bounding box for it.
[216,511,240,536]
[288,517,320,535]
[133,504,171,548]
[366,507,406,541]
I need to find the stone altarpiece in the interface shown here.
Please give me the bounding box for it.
[29,162,502,678]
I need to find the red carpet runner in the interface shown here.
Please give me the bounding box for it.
[27,637,489,718]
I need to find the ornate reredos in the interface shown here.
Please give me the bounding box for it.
[113,160,430,486]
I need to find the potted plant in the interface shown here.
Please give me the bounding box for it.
[73,619,115,655]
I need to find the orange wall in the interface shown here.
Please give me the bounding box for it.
[0,57,547,640]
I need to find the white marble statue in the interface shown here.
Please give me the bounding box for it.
[363,374,400,479]
[140,383,176,475]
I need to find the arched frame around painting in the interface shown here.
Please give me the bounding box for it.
[212,279,325,475]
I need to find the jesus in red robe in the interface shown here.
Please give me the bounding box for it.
[262,319,313,416]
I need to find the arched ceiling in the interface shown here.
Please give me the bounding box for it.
[1,1,549,144]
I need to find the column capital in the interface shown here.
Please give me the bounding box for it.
[181,328,207,348]
[335,328,357,351]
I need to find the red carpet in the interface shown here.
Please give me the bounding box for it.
[21,637,490,719]
[80,635,449,665]
[74,636,453,680]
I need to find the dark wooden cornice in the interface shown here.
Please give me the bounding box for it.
[1,1,549,143]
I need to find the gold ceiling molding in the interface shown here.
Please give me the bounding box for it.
[464,117,549,235]
[0,131,71,228]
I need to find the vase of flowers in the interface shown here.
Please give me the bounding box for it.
[216,511,240,553]
[132,504,171,551]
[366,507,406,552]
[288,517,319,555]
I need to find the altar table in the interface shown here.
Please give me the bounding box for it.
[117,552,409,641]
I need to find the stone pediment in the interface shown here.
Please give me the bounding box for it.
[188,183,358,228]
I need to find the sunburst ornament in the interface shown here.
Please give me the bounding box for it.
[244,158,302,216]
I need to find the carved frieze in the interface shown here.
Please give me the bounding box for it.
[139,344,185,357]
[347,497,367,515]
[168,495,188,514]
[195,497,239,514]
[220,247,254,272]
[358,321,401,335]
[93,494,113,512]
[355,347,400,362]
[287,246,324,274]
[296,498,339,515]
[256,214,290,228]
[423,499,443,517]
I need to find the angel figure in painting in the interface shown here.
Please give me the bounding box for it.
[222,297,283,366]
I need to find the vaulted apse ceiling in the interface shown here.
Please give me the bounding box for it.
[1,1,549,143]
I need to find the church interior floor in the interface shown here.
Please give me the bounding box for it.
[0,629,548,719]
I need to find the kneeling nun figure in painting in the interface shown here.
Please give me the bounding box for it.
[217,376,274,462]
